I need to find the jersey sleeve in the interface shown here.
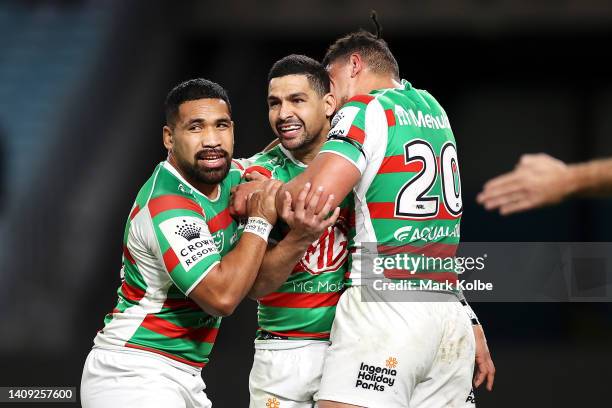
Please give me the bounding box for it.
[147,195,221,296]
[243,150,276,179]
[319,95,387,174]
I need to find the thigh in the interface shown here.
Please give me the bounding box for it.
[318,289,445,408]
[409,303,476,408]
[249,344,327,408]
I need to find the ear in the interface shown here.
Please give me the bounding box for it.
[323,92,337,118]
[349,53,363,78]
[163,125,173,151]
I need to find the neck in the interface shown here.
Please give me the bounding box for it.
[290,125,330,165]
[357,73,402,95]
[167,155,219,199]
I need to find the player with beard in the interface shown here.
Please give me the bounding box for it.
[80,78,326,408]
[278,28,495,407]
[239,55,349,408]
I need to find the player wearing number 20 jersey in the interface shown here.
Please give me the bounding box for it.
[321,80,462,287]
[280,32,481,408]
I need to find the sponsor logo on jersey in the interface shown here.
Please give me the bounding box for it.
[212,231,224,252]
[394,105,451,130]
[393,224,460,243]
[298,222,349,275]
[355,359,398,392]
[328,106,360,138]
[159,216,218,271]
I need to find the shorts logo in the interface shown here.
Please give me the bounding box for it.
[385,356,398,369]
[355,360,397,392]
[266,397,280,408]
[466,388,476,404]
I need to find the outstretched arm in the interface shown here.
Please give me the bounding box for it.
[478,154,612,215]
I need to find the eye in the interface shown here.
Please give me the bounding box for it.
[268,100,279,109]
[294,98,305,104]
[189,124,202,131]
[217,122,229,129]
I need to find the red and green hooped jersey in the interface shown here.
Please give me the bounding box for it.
[245,145,353,341]
[320,80,462,288]
[94,161,242,368]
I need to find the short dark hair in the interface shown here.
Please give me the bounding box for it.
[268,54,330,96]
[164,78,231,126]
[322,30,399,79]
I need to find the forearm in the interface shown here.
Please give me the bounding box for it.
[249,232,312,299]
[191,232,268,316]
[567,158,612,197]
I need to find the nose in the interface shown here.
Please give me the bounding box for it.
[278,101,294,121]
[200,125,221,148]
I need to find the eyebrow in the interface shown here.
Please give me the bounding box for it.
[185,117,231,127]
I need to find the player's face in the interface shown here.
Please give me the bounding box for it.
[164,98,234,186]
[327,60,353,109]
[268,75,332,152]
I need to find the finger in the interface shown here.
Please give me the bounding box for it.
[246,171,267,181]
[321,206,341,229]
[306,186,324,219]
[280,191,293,221]
[265,179,282,195]
[499,199,536,215]
[481,190,525,211]
[316,194,336,221]
[480,172,522,195]
[486,361,496,391]
[295,183,311,218]
[477,180,524,205]
[473,365,486,388]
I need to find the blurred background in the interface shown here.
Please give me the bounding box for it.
[1,0,612,406]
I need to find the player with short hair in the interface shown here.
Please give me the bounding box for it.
[80,78,319,408]
[279,29,495,407]
[240,54,349,408]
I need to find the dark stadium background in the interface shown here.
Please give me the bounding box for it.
[1,1,611,406]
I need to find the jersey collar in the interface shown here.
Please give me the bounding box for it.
[162,161,222,202]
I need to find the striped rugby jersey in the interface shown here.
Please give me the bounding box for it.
[94,161,242,368]
[245,145,353,341]
[320,80,462,288]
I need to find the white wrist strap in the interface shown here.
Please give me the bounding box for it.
[243,217,272,242]
[460,298,480,325]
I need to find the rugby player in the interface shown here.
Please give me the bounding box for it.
[242,54,348,408]
[278,31,495,407]
[80,78,315,408]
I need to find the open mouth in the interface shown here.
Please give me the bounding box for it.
[196,150,227,169]
[277,122,303,139]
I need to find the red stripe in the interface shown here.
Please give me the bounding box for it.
[348,125,365,144]
[148,195,204,218]
[111,308,121,314]
[382,271,458,283]
[378,155,423,174]
[123,245,136,265]
[367,202,459,220]
[385,109,396,127]
[163,248,180,273]
[120,281,145,302]
[259,291,341,308]
[125,343,206,368]
[348,94,374,105]
[231,159,245,170]
[207,208,233,233]
[140,315,219,343]
[163,298,200,310]
[377,242,458,258]
[261,329,330,339]
[129,205,140,220]
[244,166,272,179]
